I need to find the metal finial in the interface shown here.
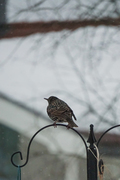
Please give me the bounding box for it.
[87,124,96,145]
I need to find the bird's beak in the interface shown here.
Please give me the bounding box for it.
[44,98,48,101]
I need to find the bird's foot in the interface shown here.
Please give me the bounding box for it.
[66,125,71,130]
[53,122,57,128]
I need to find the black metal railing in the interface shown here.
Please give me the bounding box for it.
[11,123,120,180]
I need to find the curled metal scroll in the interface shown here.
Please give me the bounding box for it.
[11,123,88,168]
[97,124,120,147]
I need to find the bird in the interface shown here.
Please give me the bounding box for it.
[44,96,78,128]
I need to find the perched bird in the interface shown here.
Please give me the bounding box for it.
[44,96,78,128]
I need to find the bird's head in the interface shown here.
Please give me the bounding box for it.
[44,96,58,104]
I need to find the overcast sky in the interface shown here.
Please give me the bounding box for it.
[0,0,120,131]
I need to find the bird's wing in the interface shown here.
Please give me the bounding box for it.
[71,109,77,120]
[51,108,67,115]
[51,109,72,121]
[59,100,77,120]
[57,105,77,120]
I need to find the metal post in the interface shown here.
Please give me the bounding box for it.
[87,124,98,180]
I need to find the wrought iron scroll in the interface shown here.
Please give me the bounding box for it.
[11,124,87,168]
[11,123,120,180]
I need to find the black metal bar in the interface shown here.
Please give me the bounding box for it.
[87,124,98,180]
[97,124,120,147]
[11,123,87,168]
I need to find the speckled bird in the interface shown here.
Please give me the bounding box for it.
[44,96,78,128]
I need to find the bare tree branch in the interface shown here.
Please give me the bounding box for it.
[0,18,120,39]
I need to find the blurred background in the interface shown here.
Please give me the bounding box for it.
[0,0,120,179]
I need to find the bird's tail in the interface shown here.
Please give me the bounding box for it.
[68,120,78,127]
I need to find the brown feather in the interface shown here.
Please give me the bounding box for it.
[45,96,78,128]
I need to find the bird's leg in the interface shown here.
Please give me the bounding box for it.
[66,124,71,130]
[53,121,58,128]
